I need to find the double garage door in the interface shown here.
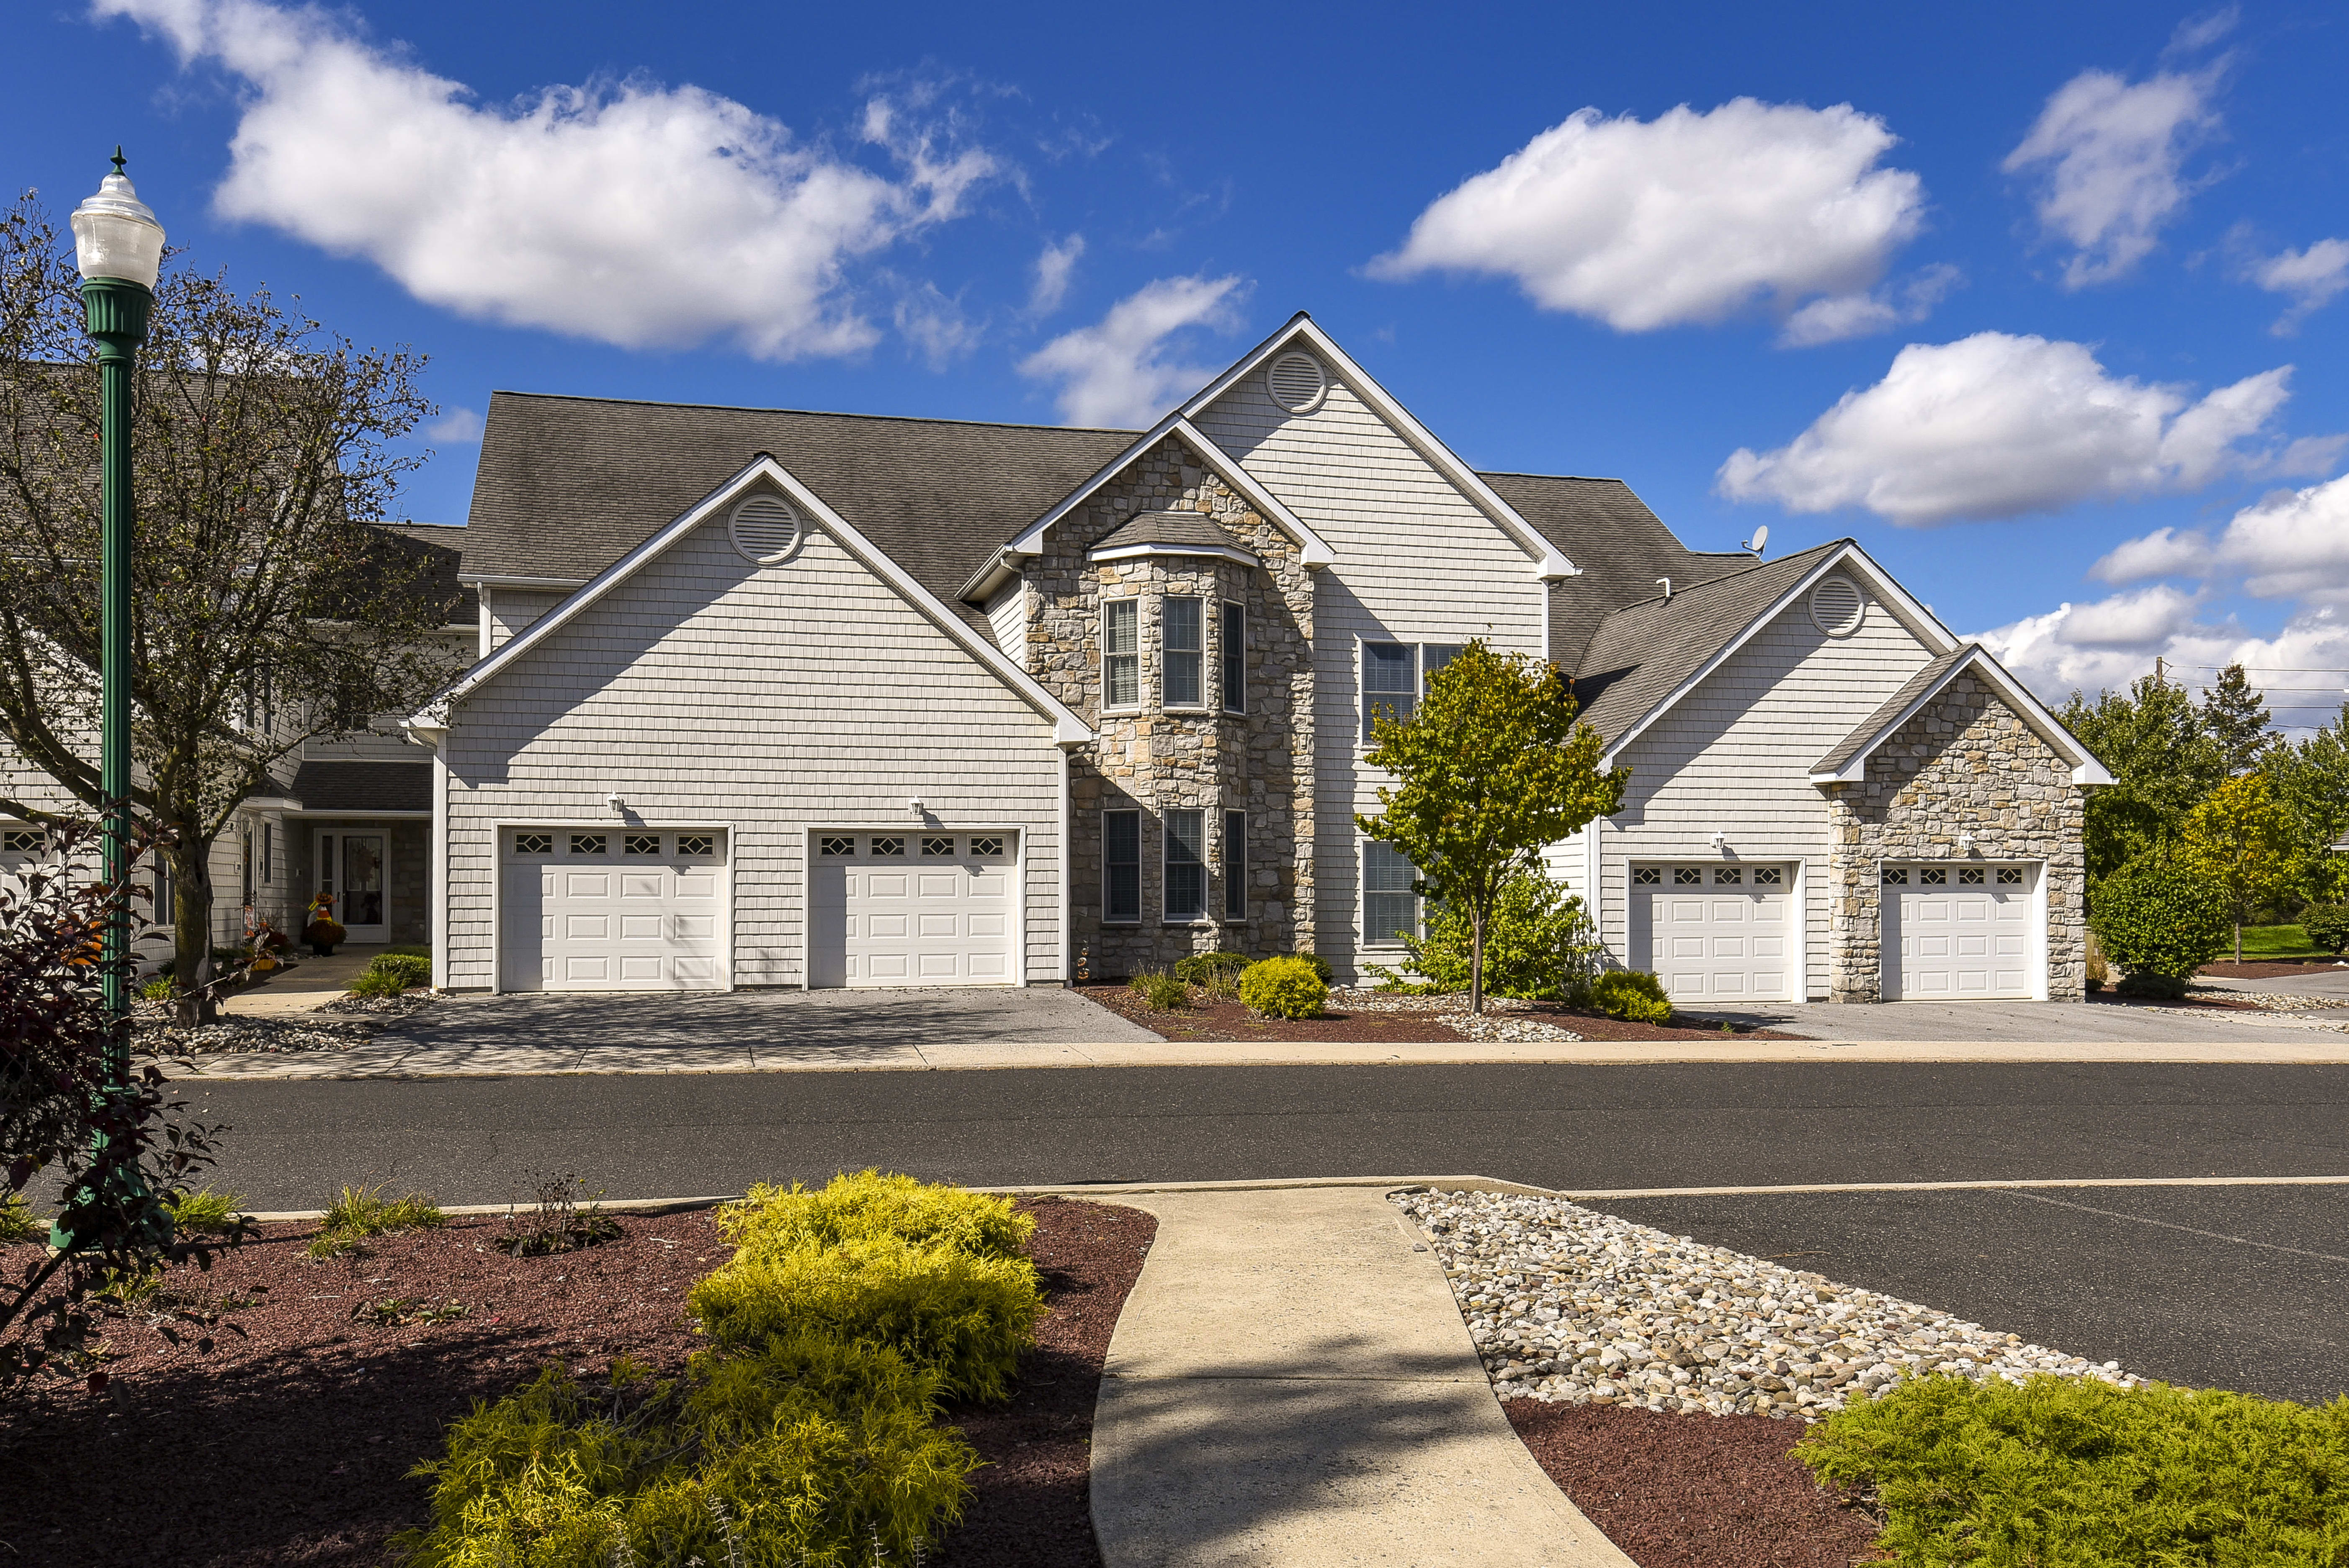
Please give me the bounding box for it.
[1882,863,2037,999]
[499,826,1022,991]
[1631,864,1795,1002]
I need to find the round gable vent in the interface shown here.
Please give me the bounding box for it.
[1810,575,1865,638]
[729,492,803,565]
[1265,351,1328,414]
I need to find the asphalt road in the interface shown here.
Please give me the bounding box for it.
[175,1060,2349,1402]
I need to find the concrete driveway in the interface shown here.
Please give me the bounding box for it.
[340,985,1162,1074]
[1674,996,2349,1043]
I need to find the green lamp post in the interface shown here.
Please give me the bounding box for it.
[64,152,164,1244]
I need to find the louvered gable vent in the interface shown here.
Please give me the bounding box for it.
[1265,351,1327,414]
[1809,575,1865,638]
[729,493,802,564]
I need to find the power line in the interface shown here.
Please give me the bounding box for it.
[2194,666,2349,673]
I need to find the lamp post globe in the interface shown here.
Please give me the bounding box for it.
[60,150,164,1252]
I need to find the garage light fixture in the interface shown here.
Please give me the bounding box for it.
[908,798,925,817]
[606,792,626,816]
[1958,833,1976,853]
[1709,829,1727,852]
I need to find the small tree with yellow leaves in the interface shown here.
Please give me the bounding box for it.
[2182,772,2297,964]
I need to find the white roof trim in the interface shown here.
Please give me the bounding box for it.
[1807,646,2113,787]
[1086,541,1262,569]
[992,417,1334,587]
[1181,315,1579,582]
[1599,543,1962,770]
[405,455,1094,747]
[458,574,590,590]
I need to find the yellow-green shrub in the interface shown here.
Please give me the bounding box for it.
[1796,1373,2349,1568]
[398,1347,978,1568]
[1589,969,1673,1024]
[1238,955,1328,1019]
[691,1231,1043,1403]
[716,1169,1034,1264]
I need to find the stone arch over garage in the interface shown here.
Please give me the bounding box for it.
[1822,671,2087,1003]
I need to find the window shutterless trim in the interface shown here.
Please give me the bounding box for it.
[1362,639,1417,742]
[1164,808,1205,922]
[1103,598,1141,711]
[1221,601,1246,713]
[1223,809,1246,921]
[1164,596,1205,709]
[1103,809,1141,924]
[1362,838,1419,947]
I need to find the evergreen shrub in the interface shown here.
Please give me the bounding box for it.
[351,951,433,997]
[1172,950,1249,983]
[717,1170,1033,1264]
[2091,853,2233,981]
[2300,904,2349,955]
[1238,956,1328,1019]
[1589,970,1673,1024]
[1795,1373,2349,1568]
[1371,873,1601,1001]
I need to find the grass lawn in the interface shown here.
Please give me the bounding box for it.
[2236,924,2326,958]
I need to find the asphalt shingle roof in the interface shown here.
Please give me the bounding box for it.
[459,392,1139,635]
[1570,543,1848,745]
[289,760,431,814]
[1090,509,1256,557]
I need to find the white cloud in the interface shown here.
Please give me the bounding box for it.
[1028,234,1084,317]
[2002,66,2220,287]
[1018,275,1247,428]
[2095,474,2349,604]
[423,406,483,443]
[1368,99,1926,336]
[1777,263,1961,348]
[2246,238,2349,335]
[890,283,980,369]
[92,0,996,360]
[1716,332,2331,526]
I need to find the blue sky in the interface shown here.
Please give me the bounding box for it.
[9,1,2349,719]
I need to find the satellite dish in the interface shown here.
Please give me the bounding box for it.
[1741,525,1769,556]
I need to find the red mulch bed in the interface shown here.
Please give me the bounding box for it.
[0,1199,1154,1568]
[1505,1401,1885,1568]
[2199,958,2349,978]
[1077,986,1800,1043]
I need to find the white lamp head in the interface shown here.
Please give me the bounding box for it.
[605,792,626,816]
[908,797,926,816]
[1709,829,1728,852]
[71,150,165,292]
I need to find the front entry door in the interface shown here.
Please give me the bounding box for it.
[318,830,389,942]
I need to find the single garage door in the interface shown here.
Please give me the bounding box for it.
[1882,863,2035,999]
[500,827,729,991]
[1631,863,1795,1002]
[811,830,1016,986]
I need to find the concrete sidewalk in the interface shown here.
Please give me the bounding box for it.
[160,1032,2349,1078]
[1087,1184,1632,1568]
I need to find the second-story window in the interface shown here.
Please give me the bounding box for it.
[1104,599,1139,708]
[1363,642,1416,739]
[1221,602,1245,713]
[1164,597,1203,707]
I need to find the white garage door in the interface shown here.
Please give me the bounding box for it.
[1630,863,1795,1002]
[500,827,729,991]
[1882,863,2036,999]
[811,830,1016,986]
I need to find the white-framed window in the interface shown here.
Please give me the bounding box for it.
[1165,809,1205,920]
[1223,810,1246,921]
[1221,601,1246,713]
[260,822,274,884]
[1363,840,1420,946]
[1164,597,1204,708]
[1361,641,1467,742]
[1104,599,1140,709]
[1104,810,1141,924]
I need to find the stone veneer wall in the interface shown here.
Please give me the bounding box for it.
[1025,435,1316,977]
[1824,672,2086,1002]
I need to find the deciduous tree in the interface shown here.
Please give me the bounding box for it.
[0,192,460,1019]
[2060,675,2224,882]
[1357,641,1625,1015]
[2181,772,2296,963]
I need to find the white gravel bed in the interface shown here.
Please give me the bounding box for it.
[1395,1187,2141,1421]
[2204,989,2349,1013]
[1328,988,1584,1042]
[134,990,436,1055]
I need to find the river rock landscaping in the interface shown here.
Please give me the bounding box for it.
[1079,984,1797,1044]
[132,990,435,1056]
[0,1192,1150,1568]
[1393,1188,2142,1417]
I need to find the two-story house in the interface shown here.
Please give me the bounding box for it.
[398,314,2109,1004]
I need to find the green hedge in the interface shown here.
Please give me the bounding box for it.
[1795,1374,2349,1568]
[1172,950,1250,983]
[2302,905,2349,956]
[397,1171,1041,1567]
[1589,969,1672,1024]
